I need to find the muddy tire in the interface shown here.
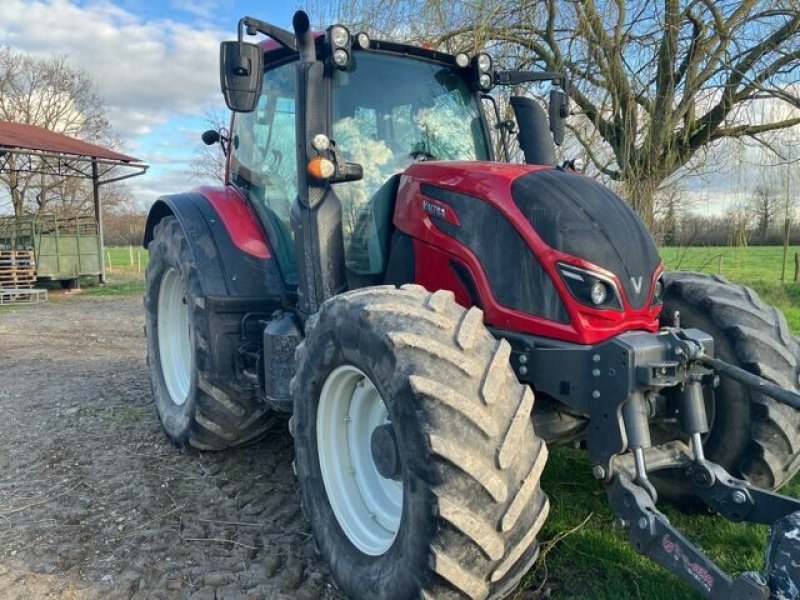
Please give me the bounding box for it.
[656,271,800,505]
[144,216,274,450]
[292,284,549,600]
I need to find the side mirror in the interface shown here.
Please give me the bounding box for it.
[201,129,221,145]
[220,41,263,112]
[549,87,568,146]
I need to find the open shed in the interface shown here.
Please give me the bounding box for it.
[0,121,148,287]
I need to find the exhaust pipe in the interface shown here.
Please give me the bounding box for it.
[293,11,315,63]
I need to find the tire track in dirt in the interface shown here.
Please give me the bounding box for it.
[0,295,341,600]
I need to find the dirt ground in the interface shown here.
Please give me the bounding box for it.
[0,294,340,600]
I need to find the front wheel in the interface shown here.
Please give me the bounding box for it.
[655,271,800,507]
[292,285,549,600]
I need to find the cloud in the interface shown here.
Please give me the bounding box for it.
[0,0,228,139]
[0,0,237,213]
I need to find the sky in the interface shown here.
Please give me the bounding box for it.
[0,0,303,211]
[0,0,796,217]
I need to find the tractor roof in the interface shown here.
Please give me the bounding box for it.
[259,33,458,67]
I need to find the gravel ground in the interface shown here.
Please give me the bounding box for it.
[0,294,340,600]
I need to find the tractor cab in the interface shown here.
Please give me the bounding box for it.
[228,42,492,287]
[221,15,567,299]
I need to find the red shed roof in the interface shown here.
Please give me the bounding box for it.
[0,121,141,164]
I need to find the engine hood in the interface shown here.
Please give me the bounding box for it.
[510,168,661,309]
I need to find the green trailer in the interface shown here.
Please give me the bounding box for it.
[0,214,102,283]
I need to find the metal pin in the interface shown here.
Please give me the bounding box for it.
[691,432,705,462]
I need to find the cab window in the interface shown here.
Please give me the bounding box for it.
[230,60,298,285]
[332,53,489,276]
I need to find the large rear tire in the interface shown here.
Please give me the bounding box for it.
[292,285,549,600]
[144,216,274,450]
[657,271,800,506]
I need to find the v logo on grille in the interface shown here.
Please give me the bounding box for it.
[631,276,644,294]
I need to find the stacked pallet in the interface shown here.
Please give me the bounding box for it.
[0,249,45,304]
[0,249,36,289]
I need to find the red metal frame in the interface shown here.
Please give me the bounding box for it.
[393,162,662,345]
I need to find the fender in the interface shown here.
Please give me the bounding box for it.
[143,186,285,303]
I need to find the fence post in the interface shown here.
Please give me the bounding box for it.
[794,253,799,283]
[781,218,790,282]
[717,254,723,275]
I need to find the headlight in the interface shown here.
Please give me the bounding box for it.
[477,53,492,72]
[330,25,350,47]
[590,281,609,306]
[558,263,622,311]
[652,277,664,306]
[455,53,469,68]
[355,32,370,50]
[332,48,350,67]
[479,73,492,89]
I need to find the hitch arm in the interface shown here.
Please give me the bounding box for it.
[608,474,768,599]
[687,460,800,525]
[697,354,800,410]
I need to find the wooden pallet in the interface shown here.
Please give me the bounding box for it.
[0,249,37,289]
[0,277,35,289]
[0,288,47,304]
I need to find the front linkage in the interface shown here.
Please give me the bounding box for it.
[501,321,800,599]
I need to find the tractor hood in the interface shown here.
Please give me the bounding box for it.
[394,161,663,344]
[510,168,661,309]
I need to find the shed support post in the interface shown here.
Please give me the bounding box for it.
[92,159,105,284]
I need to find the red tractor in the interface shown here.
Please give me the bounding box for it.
[143,11,800,599]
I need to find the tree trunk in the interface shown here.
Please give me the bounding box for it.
[627,178,659,232]
[9,169,24,217]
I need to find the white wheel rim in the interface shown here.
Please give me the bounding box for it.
[317,365,403,556]
[157,267,192,406]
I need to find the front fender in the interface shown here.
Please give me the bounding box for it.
[143,189,283,299]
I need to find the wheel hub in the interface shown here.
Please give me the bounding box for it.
[371,424,401,480]
[157,267,192,406]
[316,365,403,556]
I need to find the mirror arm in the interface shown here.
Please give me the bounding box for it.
[494,70,567,90]
[239,17,297,51]
[329,141,363,183]
[481,93,512,162]
[219,128,231,156]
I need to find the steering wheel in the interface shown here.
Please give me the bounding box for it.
[410,150,437,161]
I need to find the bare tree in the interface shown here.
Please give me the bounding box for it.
[0,47,115,216]
[749,184,781,242]
[725,203,752,248]
[652,183,693,245]
[307,1,800,229]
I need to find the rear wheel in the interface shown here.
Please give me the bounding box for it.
[656,271,800,506]
[144,216,274,450]
[292,285,549,600]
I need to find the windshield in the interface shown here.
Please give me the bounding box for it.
[332,52,489,275]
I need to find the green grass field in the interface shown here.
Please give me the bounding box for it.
[661,245,800,334]
[80,245,148,295]
[83,245,800,598]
